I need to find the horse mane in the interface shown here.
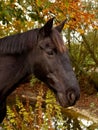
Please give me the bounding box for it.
[0,29,38,54]
[0,26,66,55]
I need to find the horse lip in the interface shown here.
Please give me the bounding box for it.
[47,73,68,107]
[57,92,68,107]
[46,73,79,107]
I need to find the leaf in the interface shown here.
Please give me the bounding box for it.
[77,28,85,34]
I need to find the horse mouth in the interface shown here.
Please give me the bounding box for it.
[46,82,76,107]
[57,92,77,107]
[46,73,80,107]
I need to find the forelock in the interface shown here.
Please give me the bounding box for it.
[50,29,66,53]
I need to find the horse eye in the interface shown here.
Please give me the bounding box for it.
[47,50,54,56]
[47,48,57,56]
[54,48,57,54]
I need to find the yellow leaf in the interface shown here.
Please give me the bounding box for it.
[77,29,84,34]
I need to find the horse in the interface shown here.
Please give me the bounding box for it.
[0,18,80,123]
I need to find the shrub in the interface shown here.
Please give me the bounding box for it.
[2,83,66,130]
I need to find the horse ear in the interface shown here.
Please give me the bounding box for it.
[40,18,54,37]
[55,19,67,33]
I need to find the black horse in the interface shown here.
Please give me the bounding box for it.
[0,18,80,123]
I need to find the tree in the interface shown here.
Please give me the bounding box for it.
[0,0,97,34]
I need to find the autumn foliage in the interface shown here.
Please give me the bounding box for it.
[0,0,97,37]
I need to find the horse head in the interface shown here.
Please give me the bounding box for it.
[32,18,80,107]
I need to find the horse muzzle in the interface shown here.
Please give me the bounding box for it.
[57,89,80,107]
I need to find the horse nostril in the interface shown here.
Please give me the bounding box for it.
[67,91,76,106]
